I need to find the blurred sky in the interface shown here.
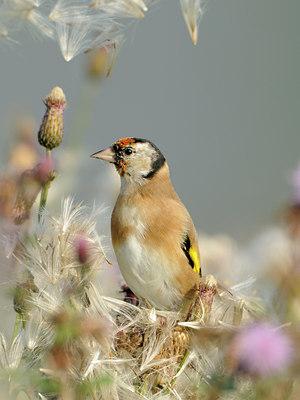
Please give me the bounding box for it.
[0,0,299,243]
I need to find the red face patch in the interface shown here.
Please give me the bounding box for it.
[113,138,135,177]
[115,137,136,148]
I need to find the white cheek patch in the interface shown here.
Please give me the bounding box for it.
[124,143,157,181]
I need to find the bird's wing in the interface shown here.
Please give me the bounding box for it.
[162,179,201,277]
[147,168,202,278]
[181,226,201,276]
[156,194,201,280]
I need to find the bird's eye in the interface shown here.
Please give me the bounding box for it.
[124,148,133,155]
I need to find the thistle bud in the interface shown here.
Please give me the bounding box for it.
[186,274,217,322]
[13,281,37,314]
[74,233,91,265]
[38,87,66,150]
[13,282,30,315]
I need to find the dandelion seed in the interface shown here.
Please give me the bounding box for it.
[91,0,147,19]
[0,332,24,370]
[3,0,55,39]
[57,197,85,233]
[12,0,45,7]
[179,0,203,45]
[18,198,106,296]
[106,37,124,76]
[0,22,18,45]
[129,0,148,12]
[29,284,67,314]
[0,23,8,39]
[56,20,122,62]
[49,0,100,24]
[149,307,156,322]
[24,311,51,351]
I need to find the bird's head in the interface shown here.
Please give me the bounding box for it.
[90,137,166,183]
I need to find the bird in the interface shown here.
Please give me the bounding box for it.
[91,137,201,310]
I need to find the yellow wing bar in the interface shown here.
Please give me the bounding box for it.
[181,234,201,275]
[189,245,200,275]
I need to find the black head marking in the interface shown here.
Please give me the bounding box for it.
[131,138,166,179]
[143,153,166,179]
[112,138,166,179]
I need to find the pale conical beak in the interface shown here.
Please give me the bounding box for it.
[90,146,115,163]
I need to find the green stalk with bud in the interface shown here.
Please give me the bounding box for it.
[12,87,66,341]
[37,86,66,222]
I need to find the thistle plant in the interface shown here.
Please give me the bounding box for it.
[38,87,66,151]
[37,86,66,222]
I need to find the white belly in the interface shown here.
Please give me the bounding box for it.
[115,234,180,309]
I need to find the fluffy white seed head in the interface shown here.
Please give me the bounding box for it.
[2,0,55,39]
[56,19,123,62]
[91,0,148,19]
[179,0,204,45]
[49,0,100,24]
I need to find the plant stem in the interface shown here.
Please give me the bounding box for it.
[169,349,190,388]
[139,378,149,396]
[11,313,22,344]
[91,390,98,400]
[38,149,53,223]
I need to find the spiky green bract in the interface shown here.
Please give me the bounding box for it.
[38,86,66,150]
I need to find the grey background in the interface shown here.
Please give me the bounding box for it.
[0,0,299,243]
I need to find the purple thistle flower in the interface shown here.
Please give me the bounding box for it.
[233,322,293,377]
[74,233,90,265]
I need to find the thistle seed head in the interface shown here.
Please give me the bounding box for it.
[186,274,218,322]
[38,86,66,150]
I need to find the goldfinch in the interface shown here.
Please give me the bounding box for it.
[91,137,201,310]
